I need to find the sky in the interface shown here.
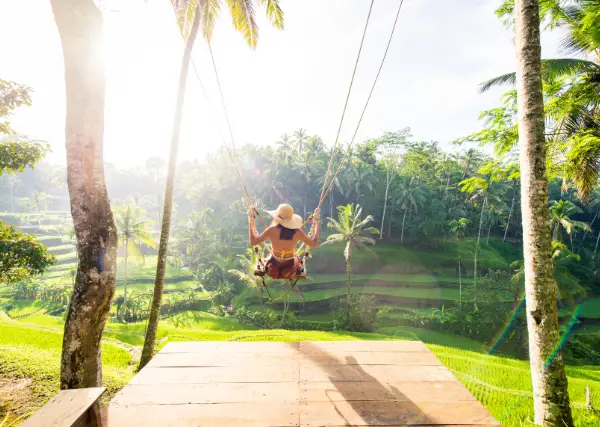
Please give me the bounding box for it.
[0,0,564,169]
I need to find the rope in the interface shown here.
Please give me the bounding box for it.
[317,0,376,208]
[319,0,406,206]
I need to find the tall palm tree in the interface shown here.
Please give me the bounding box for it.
[141,0,284,369]
[322,204,379,296]
[449,217,470,308]
[515,0,573,424]
[549,199,590,249]
[295,150,319,216]
[50,0,119,389]
[483,1,600,201]
[460,175,508,301]
[114,204,156,321]
[394,176,426,244]
[3,175,21,212]
[293,128,308,153]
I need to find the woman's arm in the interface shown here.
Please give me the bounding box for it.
[249,211,271,246]
[298,216,320,248]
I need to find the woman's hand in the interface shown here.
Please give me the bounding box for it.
[312,207,321,222]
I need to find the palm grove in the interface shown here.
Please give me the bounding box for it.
[1,0,599,425]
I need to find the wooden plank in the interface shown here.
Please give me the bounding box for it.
[299,401,500,426]
[160,341,299,354]
[299,365,455,382]
[112,382,299,405]
[131,365,300,384]
[299,351,442,366]
[300,381,476,402]
[299,341,428,353]
[21,387,105,427]
[146,351,441,367]
[106,403,300,427]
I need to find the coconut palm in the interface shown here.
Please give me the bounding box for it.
[394,176,427,244]
[141,0,284,369]
[322,204,379,296]
[549,199,590,249]
[293,128,308,153]
[483,0,600,201]
[513,0,574,423]
[114,204,156,321]
[449,217,470,308]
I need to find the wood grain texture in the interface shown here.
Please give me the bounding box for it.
[107,341,500,426]
[21,387,105,427]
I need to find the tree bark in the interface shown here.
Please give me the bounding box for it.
[139,6,201,370]
[380,169,392,239]
[473,197,486,302]
[400,209,407,244]
[121,237,128,321]
[504,191,516,242]
[515,1,574,424]
[51,0,118,389]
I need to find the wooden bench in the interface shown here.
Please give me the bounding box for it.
[21,387,105,427]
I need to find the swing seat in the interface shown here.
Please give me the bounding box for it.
[254,254,307,280]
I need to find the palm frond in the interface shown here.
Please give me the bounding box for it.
[226,0,259,48]
[259,0,284,29]
[565,131,600,201]
[479,72,517,93]
[479,59,600,93]
[355,240,379,260]
[199,0,221,40]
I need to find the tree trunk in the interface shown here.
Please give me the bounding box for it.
[346,244,352,320]
[400,209,407,244]
[380,170,391,239]
[594,230,600,258]
[458,252,462,309]
[486,218,492,245]
[51,0,118,390]
[473,197,486,303]
[579,211,597,252]
[504,192,516,242]
[304,190,307,218]
[515,1,574,424]
[139,7,201,370]
[387,201,396,238]
[121,238,128,321]
[10,185,14,213]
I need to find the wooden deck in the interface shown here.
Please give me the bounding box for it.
[105,341,501,426]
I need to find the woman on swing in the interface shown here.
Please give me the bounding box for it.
[249,203,320,280]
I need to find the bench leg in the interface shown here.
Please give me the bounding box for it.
[87,402,102,427]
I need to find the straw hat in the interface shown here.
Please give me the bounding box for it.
[266,203,303,229]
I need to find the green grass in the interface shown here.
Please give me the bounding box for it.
[0,319,134,422]
[309,273,472,284]
[0,300,47,318]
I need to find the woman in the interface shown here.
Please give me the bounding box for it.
[249,203,320,280]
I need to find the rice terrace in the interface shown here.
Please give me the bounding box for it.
[2,0,600,426]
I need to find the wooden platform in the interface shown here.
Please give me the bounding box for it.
[105,341,500,426]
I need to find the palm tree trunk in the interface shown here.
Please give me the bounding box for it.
[504,192,516,242]
[594,230,600,258]
[380,171,391,239]
[10,186,14,213]
[139,6,201,370]
[458,252,462,310]
[486,218,492,244]
[579,211,597,251]
[400,209,407,244]
[516,1,573,424]
[474,197,486,303]
[387,201,396,238]
[346,245,353,320]
[122,238,129,322]
[304,190,307,218]
[51,0,118,389]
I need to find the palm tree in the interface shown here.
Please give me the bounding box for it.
[482,1,600,201]
[460,176,507,301]
[293,128,308,153]
[50,0,119,389]
[514,1,574,423]
[549,199,590,249]
[140,0,284,369]
[114,204,156,321]
[3,175,21,212]
[295,150,319,216]
[322,204,379,296]
[20,191,50,226]
[276,133,293,162]
[394,177,426,244]
[449,217,469,308]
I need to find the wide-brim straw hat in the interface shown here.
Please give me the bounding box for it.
[266,203,303,229]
